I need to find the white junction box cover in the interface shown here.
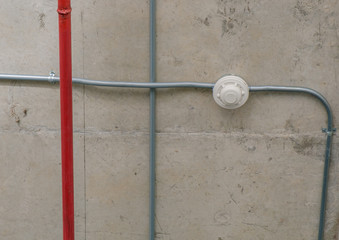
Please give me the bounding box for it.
[213,75,249,109]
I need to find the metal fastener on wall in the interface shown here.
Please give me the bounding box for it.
[48,71,57,84]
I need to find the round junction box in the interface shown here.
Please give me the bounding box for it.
[213,75,249,109]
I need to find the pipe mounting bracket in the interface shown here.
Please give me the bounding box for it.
[322,128,336,136]
[48,71,56,84]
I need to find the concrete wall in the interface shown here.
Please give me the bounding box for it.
[0,0,338,239]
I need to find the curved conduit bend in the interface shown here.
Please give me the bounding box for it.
[249,86,334,240]
[0,74,334,240]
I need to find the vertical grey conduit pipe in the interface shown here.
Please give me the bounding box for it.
[149,0,156,240]
[249,86,334,240]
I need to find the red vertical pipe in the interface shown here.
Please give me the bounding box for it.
[57,0,74,240]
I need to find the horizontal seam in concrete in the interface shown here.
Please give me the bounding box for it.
[0,128,330,139]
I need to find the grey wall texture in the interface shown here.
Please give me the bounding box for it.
[0,0,339,239]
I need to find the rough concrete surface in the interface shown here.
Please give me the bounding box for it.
[0,0,339,239]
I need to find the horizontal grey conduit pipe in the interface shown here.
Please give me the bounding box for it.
[0,73,215,88]
[0,73,334,240]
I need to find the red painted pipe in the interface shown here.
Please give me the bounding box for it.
[57,0,74,240]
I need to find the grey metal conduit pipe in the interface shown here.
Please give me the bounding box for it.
[249,86,334,240]
[0,73,215,88]
[0,73,334,240]
[149,1,156,239]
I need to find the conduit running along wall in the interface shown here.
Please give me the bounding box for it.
[149,1,156,239]
[0,73,335,240]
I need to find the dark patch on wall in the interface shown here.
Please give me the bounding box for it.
[216,0,252,37]
[237,136,257,152]
[290,136,322,156]
[9,104,20,125]
[293,0,322,22]
[39,13,45,29]
[203,17,210,26]
[284,119,298,133]
[326,211,339,239]
[222,19,236,36]
[195,15,212,27]
[294,1,309,17]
